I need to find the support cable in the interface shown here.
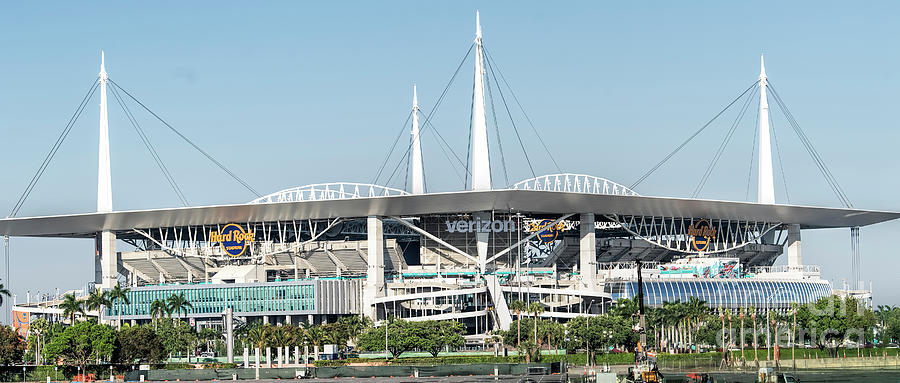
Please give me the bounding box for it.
[464,78,475,189]
[744,96,760,201]
[630,80,760,190]
[372,109,413,185]
[109,79,262,198]
[483,47,561,173]
[484,62,510,187]
[383,108,470,188]
[767,82,851,208]
[9,79,99,218]
[692,86,758,197]
[770,109,791,204]
[403,134,412,192]
[383,44,475,189]
[428,129,464,184]
[483,50,535,179]
[109,83,189,206]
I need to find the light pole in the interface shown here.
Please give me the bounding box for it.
[752,310,758,366]
[792,307,797,369]
[719,309,726,366]
[764,287,786,362]
[740,310,746,365]
[383,302,389,362]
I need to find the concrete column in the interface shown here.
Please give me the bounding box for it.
[364,216,385,320]
[263,315,269,325]
[225,308,234,363]
[266,347,271,368]
[98,231,118,289]
[243,347,249,368]
[787,224,802,270]
[277,346,283,367]
[254,347,260,369]
[475,212,491,273]
[294,346,300,365]
[580,213,597,289]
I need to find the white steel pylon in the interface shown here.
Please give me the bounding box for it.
[470,10,491,191]
[410,85,424,194]
[97,51,117,290]
[98,51,113,213]
[757,54,775,204]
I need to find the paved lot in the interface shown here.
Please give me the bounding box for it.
[142,376,570,383]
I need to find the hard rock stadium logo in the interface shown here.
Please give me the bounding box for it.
[688,219,717,252]
[209,224,256,257]
[526,219,564,244]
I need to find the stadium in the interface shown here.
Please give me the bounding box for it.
[3,12,898,361]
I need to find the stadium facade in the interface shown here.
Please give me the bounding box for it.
[3,13,896,350]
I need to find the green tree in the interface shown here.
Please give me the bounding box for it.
[306,325,326,360]
[509,300,527,346]
[796,295,876,356]
[337,315,372,347]
[27,318,50,365]
[197,327,223,353]
[567,315,630,365]
[527,302,545,348]
[0,280,10,307]
[885,314,900,345]
[357,319,416,359]
[539,319,565,354]
[85,288,111,324]
[246,325,270,350]
[437,320,465,354]
[149,299,170,330]
[115,326,164,364]
[609,297,639,318]
[44,321,115,368]
[0,325,25,365]
[166,293,193,320]
[59,294,85,324]
[108,284,131,330]
[155,318,196,359]
[414,320,465,357]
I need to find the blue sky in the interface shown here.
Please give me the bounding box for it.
[1,1,899,320]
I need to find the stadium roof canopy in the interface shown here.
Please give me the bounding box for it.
[1,190,898,238]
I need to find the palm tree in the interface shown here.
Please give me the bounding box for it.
[337,315,372,347]
[0,280,10,307]
[59,294,84,324]
[299,322,313,363]
[149,299,169,330]
[527,302,545,350]
[108,284,131,330]
[85,287,111,324]
[166,293,193,320]
[28,318,50,365]
[509,300,527,346]
[247,325,270,363]
[306,325,326,361]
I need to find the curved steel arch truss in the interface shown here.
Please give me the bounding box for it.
[249,182,410,204]
[512,173,638,196]
[607,214,783,255]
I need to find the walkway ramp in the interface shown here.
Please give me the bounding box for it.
[484,274,512,331]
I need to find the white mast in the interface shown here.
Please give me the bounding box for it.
[757,54,775,204]
[410,84,424,194]
[98,51,112,213]
[470,10,491,191]
[97,51,117,290]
